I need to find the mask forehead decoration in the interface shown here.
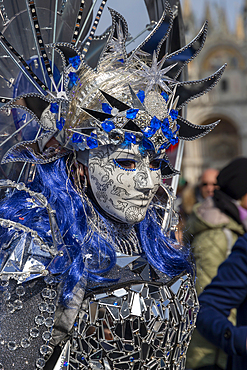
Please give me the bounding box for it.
[0,2,225,180]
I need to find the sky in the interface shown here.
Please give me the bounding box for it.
[181,0,245,33]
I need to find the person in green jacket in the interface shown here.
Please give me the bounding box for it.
[185,157,247,370]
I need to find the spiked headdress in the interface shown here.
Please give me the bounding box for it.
[0,1,225,178]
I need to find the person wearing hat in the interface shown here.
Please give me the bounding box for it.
[185,157,247,370]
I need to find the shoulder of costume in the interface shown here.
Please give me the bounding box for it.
[0,179,72,284]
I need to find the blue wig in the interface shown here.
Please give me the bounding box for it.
[0,156,193,304]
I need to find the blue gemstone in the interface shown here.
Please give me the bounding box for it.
[87,136,98,149]
[142,137,154,151]
[170,136,178,145]
[113,302,118,306]
[169,109,178,121]
[158,142,169,152]
[118,58,124,63]
[102,103,112,114]
[56,117,65,131]
[125,132,136,144]
[130,357,134,362]
[102,120,115,132]
[63,362,68,367]
[71,133,83,143]
[142,126,156,138]
[50,103,59,114]
[161,91,169,102]
[126,108,139,119]
[68,72,79,86]
[81,357,85,361]
[137,90,145,103]
[150,116,161,131]
[69,55,81,69]
[74,322,78,327]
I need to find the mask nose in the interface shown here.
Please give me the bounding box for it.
[134,166,155,192]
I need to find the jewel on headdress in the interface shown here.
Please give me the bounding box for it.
[102,103,112,114]
[125,132,136,145]
[169,109,178,121]
[87,135,98,149]
[101,120,115,133]
[150,116,161,131]
[69,55,81,70]
[137,90,145,104]
[50,103,59,114]
[109,129,125,145]
[68,72,79,87]
[71,133,83,143]
[161,91,169,102]
[142,126,156,138]
[126,109,139,120]
[56,117,65,131]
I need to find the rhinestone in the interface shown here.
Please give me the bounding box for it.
[7,303,15,314]
[3,291,11,301]
[35,315,45,326]
[16,286,25,296]
[16,182,25,190]
[39,302,48,312]
[41,288,50,299]
[46,303,56,314]
[21,338,31,348]
[45,317,54,327]
[42,331,52,341]
[49,289,57,299]
[13,299,23,310]
[40,344,53,356]
[0,280,9,287]
[36,358,46,368]
[44,275,55,285]
[0,363,4,370]
[30,327,39,338]
[7,341,17,351]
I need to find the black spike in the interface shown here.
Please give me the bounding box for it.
[175,64,227,110]
[177,116,220,141]
[123,120,142,132]
[160,22,208,79]
[99,90,130,111]
[161,154,180,179]
[133,2,173,57]
[82,107,113,122]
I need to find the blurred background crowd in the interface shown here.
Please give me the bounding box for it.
[173,1,247,369]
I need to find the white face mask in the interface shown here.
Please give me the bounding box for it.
[88,144,162,224]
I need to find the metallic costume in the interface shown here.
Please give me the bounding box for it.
[0,1,224,369]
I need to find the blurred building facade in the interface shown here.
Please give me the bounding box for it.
[182,0,247,184]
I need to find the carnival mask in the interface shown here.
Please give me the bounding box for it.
[88,144,162,224]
